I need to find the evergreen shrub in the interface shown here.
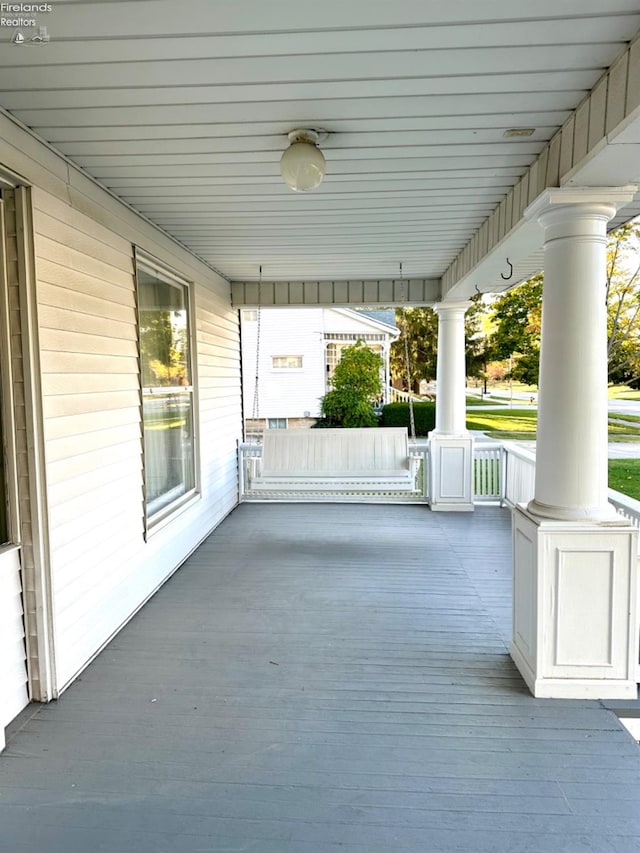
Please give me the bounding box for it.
[380,402,436,436]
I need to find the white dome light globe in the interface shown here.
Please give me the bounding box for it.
[280,130,326,192]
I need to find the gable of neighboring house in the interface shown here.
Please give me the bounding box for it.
[324,308,398,393]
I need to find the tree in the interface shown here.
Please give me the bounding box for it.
[320,340,382,428]
[139,308,189,386]
[463,297,493,385]
[390,307,438,392]
[489,273,543,386]
[606,220,640,385]
[487,219,640,387]
[391,304,486,391]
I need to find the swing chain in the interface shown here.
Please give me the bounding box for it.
[251,266,262,429]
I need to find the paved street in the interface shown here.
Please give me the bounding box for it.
[467,391,640,458]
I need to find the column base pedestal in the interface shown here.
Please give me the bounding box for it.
[512,504,638,699]
[428,434,474,512]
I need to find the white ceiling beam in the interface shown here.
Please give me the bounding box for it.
[231,279,440,308]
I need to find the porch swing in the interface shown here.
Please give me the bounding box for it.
[246,266,421,496]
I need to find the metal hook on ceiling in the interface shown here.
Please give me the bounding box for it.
[500,258,514,281]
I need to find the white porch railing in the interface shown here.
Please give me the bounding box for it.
[240,437,640,528]
[608,489,640,531]
[473,441,538,507]
[472,441,504,502]
[238,440,430,502]
[389,388,425,404]
[474,439,640,527]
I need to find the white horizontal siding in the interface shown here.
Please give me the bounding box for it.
[195,281,242,513]
[241,307,326,419]
[36,350,140,375]
[39,327,138,358]
[47,436,140,489]
[31,186,242,692]
[0,548,29,733]
[44,407,142,442]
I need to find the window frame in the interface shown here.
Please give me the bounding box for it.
[0,192,19,549]
[271,355,303,370]
[135,249,200,534]
[266,418,288,430]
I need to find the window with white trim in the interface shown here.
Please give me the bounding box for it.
[272,355,303,369]
[137,259,197,524]
[267,418,287,430]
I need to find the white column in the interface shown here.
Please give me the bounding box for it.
[432,302,471,436]
[511,186,638,700]
[429,301,474,511]
[528,190,628,521]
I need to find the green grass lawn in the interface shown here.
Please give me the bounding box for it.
[607,419,640,439]
[466,409,640,440]
[608,459,640,501]
[487,380,539,394]
[466,410,538,434]
[609,413,640,422]
[474,382,640,401]
[465,395,505,407]
[466,410,640,500]
[609,385,640,401]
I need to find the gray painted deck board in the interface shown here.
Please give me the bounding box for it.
[1,503,640,852]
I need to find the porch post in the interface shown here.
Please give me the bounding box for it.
[512,186,638,699]
[428,301,474,511]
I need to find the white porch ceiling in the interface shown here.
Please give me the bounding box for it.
[0,0,639,285]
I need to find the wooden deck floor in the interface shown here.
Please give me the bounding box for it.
[2,503,640,852]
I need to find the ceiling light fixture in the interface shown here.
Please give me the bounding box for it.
[280,129,326,192]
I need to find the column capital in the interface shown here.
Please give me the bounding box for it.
[434,300,473,317]
[525,185,637,225]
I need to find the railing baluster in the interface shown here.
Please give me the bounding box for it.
[473,442,503,502]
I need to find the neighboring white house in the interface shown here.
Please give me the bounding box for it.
[240,307,398,435]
